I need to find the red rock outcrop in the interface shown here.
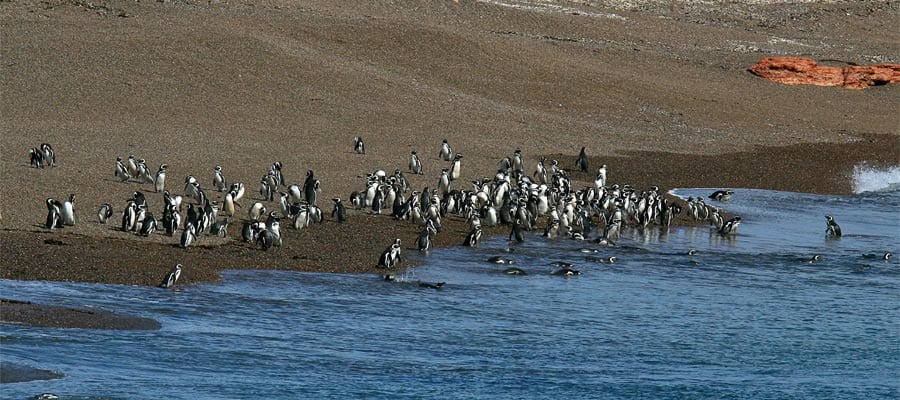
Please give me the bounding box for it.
[749,57,900,89]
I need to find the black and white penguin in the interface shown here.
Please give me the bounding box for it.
[213,165,227,192]
[97,203,113,224]
[60,194,76,226]
[139,213,157,236]
[825,215,842,238]
[154,164,167,193]
[708,190,734,202]
[125,155,138,178]
[718,216,742,235]
[159,264,183,288]
[551,268,581,276]
[509,218,525,243]
[30,147,44,168]
[303,170,320,206]
[449,153,463,181]
[576,146,588,173]
[121,201,137,232]
[439,139,453,161]
[137,159,154,184]
[115,157,131,182]
[416,225,435,253]
[409,151,423,175]
[418,281,446,290]
[180,222,197,248]
[45,198,62,229]
[488,256,514,264]
[248,202,266,222]
[40,143,56,167]
[377,238,402,268]
[594,165,607,189]
[503,267,527,275]
[210,217,230,237]
[352,136,366,154]
[463,224,482,247]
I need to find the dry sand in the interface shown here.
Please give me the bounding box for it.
[1,0,898,299]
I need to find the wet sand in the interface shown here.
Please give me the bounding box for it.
[1,0,898,329]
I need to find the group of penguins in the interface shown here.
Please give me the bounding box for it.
[37,138,750,287]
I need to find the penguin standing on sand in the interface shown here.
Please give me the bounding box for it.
[595,165,607,189]
[139,213,157,236]
[30,147,44,168]
[409,151,423,175]
[213,166,227,192]
[115,157,131,182]
[45,198,62,229]
[137,159,154,184]
[331,197,347,223]
[155,164,167,193]
[60,194,76,226]
[576,146,588,173]
[97,203,113,224]
[41,143,56,167]
[303,170,320,206]
[449,153,463,181]
[159,264,183,288]
[353,136,366,154]
[825,215,842,238]
[439,139,453,161]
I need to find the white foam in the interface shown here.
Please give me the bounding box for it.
[851,164,900,194]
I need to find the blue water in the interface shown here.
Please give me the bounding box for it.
[2,187,898,399]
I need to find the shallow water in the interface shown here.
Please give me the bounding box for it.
[2,185,898,399]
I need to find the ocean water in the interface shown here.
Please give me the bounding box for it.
[2,171,898,399]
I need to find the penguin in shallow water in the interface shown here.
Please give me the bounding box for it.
[708,190,734,202]
[463,224,482,247]
[718,216,742,235]
[418,281,446,290]
[159,264,183,288]
[509,218,526,243]
[825,215,842,238]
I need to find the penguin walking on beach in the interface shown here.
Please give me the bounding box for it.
[97,203,113,224]
[409,151,423,175]
[159,264,183,289]
[576,146,589,173]
[825,215,842,238]
[439,139,453,161]
[353,136,366,154]
[155,164,167,193]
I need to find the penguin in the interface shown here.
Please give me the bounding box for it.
[115,157,131,182]
[183,175,198,196]
[303,170,319,206]
[352,136,366,154]
[139,213,157,236]
[409,151,423,175]
[230,182,246,203]
[438,169,451,196]
[132,191,147,208]
[125,155,138,178]
[222,191,236,217]
[60,194,76,226]
[41,143,56,167]
[248,202,266,221]
[511,148,524,178]
[159,264,183,288]
[416,225,435,253]
[686,249,697,256]
[825,215,842,238]
[708,190,734,202]
[439,139,453,161]
[257,229,277,250]
[210,217,230,237]
[576,146,588,173]
[97,203,113,224]
[271,161,285,186]
[488,256,514,264]
[509,218,525,243]
[463,224,482,247]
[550,261,575,268]
[449,153,463,181]
[803,254,822,264]
[502,267,527,275]
[595,165,607,189]
[30,147,44,168]
[45,198,62,229]
[718,216,742,235]
[377,238,402,268]
[331,197,347,223]
[418,281,446,290]
[154,164,167,193]
[180,222,197,248]
[137,159,154,184]
[163,204,181,236]
[551,268,582,276]
[213,165,226,192]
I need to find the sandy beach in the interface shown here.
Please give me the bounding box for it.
[1,0,898,327]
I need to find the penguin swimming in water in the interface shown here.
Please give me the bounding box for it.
[439,139,453,161]
[97,203,113,224]
[488,256,514,264]
[352,136,366,154]
[502,267,527,275]
[576,146,588,173]
[825,215,842,238]
[418,281,446,290]
[708,190,734,202]
[551,268,581,276]
[159,264,183,288]
[155,164,167,193]
[409,151,423,175]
